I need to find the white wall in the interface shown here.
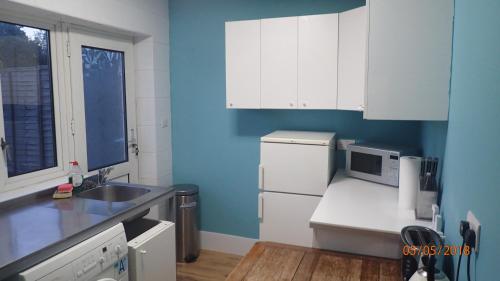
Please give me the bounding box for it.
[2,0,173,188]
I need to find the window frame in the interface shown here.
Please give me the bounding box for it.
[0,13,72,191]
[68,26,138,183]
[80,45,129,171]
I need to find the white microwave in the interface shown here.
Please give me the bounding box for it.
[346,144,416,187]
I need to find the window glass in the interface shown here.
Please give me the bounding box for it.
[351,151,382,176]
[0,21,57,177]
[82,46,128,171]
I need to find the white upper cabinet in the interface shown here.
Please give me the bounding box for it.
[225,20,261,109]
[364,0,453,120]
[298,14,339,109]
[224,0,453,120]
[338,7,367,111]
[261,17,298,109]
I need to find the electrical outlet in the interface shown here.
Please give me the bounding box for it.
[467,210,481,253]
[337,139,355,150]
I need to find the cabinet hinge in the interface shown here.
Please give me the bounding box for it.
[70,119,76,135]
[66,40,71,57]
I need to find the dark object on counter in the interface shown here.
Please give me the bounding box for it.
[74,175,98,193]
[416,158,439,220]
[419,157,439,191]
[401,226,449,281]
[174,184,200,263]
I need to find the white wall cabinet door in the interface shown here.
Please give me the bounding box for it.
[225,20,261,109]
[338,6,367,111]
[364,0,453,120]
[298,14,338,109]
[261,17,298,109]
[259,191,321,247]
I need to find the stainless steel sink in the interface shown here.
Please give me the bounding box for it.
[77,184,150,202]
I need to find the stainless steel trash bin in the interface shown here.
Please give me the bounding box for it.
[175,184,200,262]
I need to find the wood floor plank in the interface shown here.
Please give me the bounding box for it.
[379,260,401,281]
[177,250,242,281]
[243,247,305,281]
[292,251,320,281]
[310,255,363,281]
[360,259,380,281]
[226,242,265,281]
[224,242,400,281]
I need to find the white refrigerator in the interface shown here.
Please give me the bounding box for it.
[258,130,336,247]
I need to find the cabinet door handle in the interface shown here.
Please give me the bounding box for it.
[140,249,147,281]
[258,164,264,189]
[258,193,263,222]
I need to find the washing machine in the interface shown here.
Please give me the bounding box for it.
[19,223,129,281]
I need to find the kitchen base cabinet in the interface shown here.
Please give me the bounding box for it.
[125,219,176,281]
[313,226,401,259]
[259,191,321,247]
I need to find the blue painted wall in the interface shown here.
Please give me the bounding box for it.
[422,0,500,279]
[169,0,423,238]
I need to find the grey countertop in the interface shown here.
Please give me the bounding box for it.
[0,183,175,280]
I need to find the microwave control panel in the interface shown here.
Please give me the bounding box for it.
[387,154,400,182]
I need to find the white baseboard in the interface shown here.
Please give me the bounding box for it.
[200,231,257,256]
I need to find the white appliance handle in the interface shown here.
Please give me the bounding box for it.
[258,193,263,222]
[258,164,264,189]
[140,248,147,280]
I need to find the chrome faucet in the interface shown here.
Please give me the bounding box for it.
[98,167,114,186]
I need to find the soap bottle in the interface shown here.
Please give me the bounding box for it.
[69,161,84,188]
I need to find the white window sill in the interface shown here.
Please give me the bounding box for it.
[0,177,69,204]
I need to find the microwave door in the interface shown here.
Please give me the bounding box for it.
[350,151,383,176]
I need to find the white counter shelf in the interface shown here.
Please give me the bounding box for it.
[310,170,432,258]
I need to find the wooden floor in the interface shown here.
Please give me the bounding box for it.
[177,243,401,281]
[177,250,243,281]
[226,242,401,281]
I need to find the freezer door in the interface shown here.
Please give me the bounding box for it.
[259,191,321,247]
[128,221,176,281]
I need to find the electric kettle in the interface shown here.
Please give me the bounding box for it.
[401,226,450,281]
[410,266,449,281]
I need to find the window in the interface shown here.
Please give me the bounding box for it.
[0,16,137,191]
[0,21,57,177]
[70,30,137,183]
[81,46,128,171]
